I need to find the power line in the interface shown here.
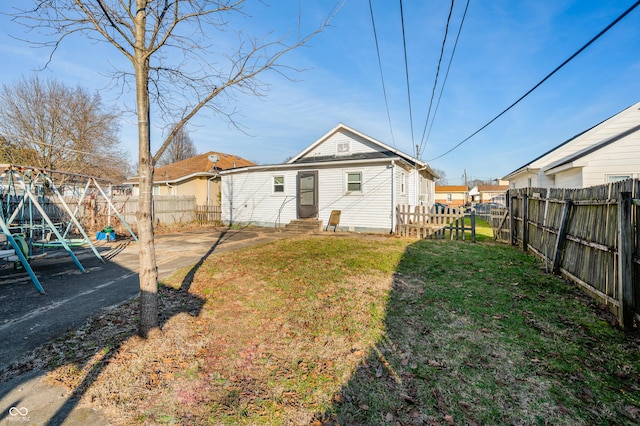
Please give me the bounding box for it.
[368,0,396,148]
[418,0,455,157]
[398,0,415,150]
[421,0,470,157]
[427,0,640,162]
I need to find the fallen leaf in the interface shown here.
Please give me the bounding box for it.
[376,364,384,378]
[428,360,445,368]
[445,414,454,425]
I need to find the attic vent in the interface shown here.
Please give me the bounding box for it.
[337,142,350,155]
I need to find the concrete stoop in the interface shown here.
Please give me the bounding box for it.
[285,218,323,233]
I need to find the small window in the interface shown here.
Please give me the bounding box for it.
[446,193,452,202]
[273,176,284,193]
[527,177,532,187]
[346,172,362,192]
[400,173,406,194]
[607,175,630,183]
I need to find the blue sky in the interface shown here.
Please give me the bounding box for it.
[1,1,639,184]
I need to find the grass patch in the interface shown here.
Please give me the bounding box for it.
[18,234,640,424]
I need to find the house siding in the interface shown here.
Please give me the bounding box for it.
[554,169,583,188]
[581,136,640,187]
[301,129,388,159]
[222,162,395,232]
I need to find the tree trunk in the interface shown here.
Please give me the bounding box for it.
[135,2,159,337]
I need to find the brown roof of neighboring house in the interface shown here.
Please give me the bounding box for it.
[435,185,468,192]
[129,151,255,183]
[477,185,508,192]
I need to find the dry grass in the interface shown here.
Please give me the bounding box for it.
[4,232,640,425]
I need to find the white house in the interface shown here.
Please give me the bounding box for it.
[503,101,640,189]
[220,123,438,233]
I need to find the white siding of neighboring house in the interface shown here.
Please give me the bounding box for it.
[553,169,583,188]
[222,162,397,232]
[581,135,640,187]
[506,101,640,189]
[509,172,538,189]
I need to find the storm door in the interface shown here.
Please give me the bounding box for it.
[297,171,318,218]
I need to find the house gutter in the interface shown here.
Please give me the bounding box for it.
[219,156,408,175]
[207,176,217,206]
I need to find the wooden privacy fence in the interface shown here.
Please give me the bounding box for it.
[493,179,639,329]
[396,204,475,241]
[51,195,202,234]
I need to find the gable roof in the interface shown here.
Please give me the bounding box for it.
[503,101,640,180]
[288,123,434,170]
[221,123,439,179]
[128,151,255,184]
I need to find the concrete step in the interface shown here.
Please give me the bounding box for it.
[285,219,323,233]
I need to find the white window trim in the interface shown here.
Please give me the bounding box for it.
[272,175,285,195]
[606,173,631,183]
[345,170,364,195]
[400,172,406,194]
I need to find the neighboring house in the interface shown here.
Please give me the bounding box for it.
[219,123,438,233]
[127,151,255,205]
[469,184,508,205]
[503,101,640,189]
[435,185,468,208]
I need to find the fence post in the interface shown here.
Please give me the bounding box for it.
[618,192,634,330]
[552,200,572,274]
[509,195,517,246]
[522,194,529,253]
[471,210,476,243]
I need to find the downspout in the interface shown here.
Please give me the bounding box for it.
[390,160,396,233]
[207,176,217,206]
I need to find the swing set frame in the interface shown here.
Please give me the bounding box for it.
[0,164,138,294]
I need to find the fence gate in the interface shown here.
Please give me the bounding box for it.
[396,204,474,241]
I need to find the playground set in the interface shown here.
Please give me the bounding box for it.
[0,164,137,294]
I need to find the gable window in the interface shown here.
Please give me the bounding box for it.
[337,142,350,156]
[273,176,285,193]
[346,172,362,193]
[446,193,452,202]
[400,173,406,194]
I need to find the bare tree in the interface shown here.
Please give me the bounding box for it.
[157,125,197,166]
[432,167,447,183]
[0,75,129,182]
[14,1,339,336]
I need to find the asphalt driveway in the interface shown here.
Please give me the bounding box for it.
[0,226,293,372]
